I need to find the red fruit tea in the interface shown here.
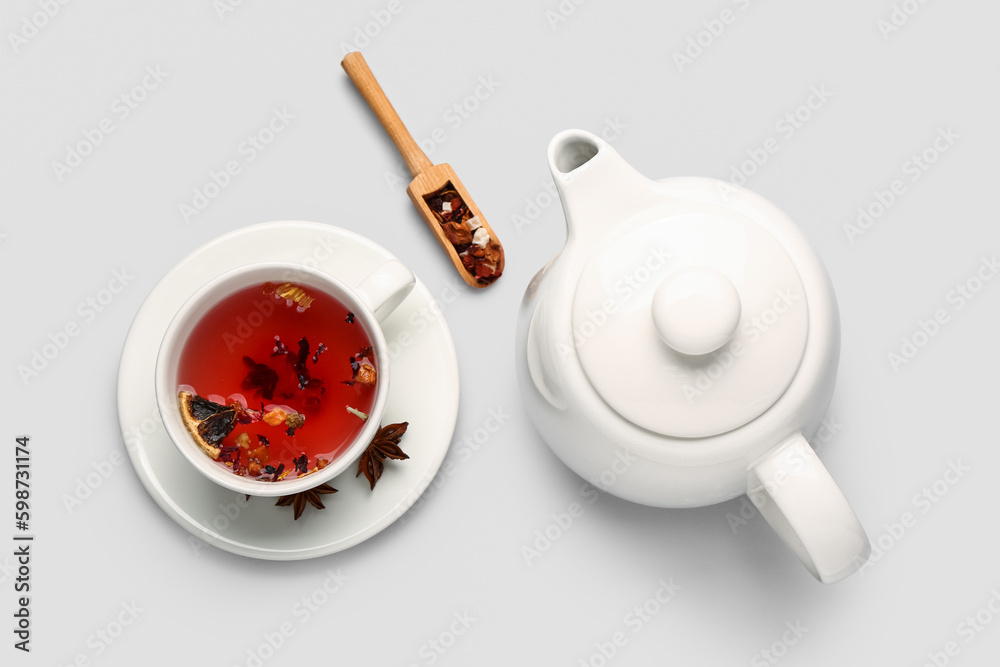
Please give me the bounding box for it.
[176,282,378,480]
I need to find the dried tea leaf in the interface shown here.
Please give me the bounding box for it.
[442,221,473,246]
[484,241,502,264]
[474,260,495,279]
[292,338,313,389]
[312,343,327,364]
[346,405,369,420]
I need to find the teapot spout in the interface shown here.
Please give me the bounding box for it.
[547,130,662,245]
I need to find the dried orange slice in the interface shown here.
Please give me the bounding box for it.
[178,391,238,460]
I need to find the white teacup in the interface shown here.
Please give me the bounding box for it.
[155,260,414,497]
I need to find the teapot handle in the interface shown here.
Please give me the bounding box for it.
[547,130,663,245]
[747,433,870,583]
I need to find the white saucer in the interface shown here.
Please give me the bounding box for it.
[117,221,459,560]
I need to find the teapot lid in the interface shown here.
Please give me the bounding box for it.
[572,207,809,438]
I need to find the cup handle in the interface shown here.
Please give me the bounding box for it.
[354,259,415,323]
[747,433,871,583]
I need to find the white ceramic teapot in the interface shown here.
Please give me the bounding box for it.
[515,130,870,583]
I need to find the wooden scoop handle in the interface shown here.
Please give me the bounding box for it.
[342,52,432,178]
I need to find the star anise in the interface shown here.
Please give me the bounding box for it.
[356,422,409,490]
[274,483,338,520]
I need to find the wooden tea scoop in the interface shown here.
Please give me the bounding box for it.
[341,51,504,288]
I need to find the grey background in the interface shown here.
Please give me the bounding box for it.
[2,0,998,665]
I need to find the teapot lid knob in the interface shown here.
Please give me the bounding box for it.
[652,267,741,356]
[570,209,810,438]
